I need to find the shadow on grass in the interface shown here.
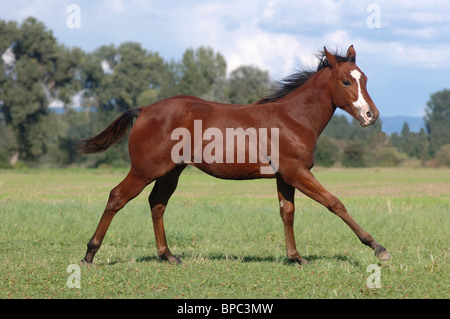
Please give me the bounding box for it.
[133,254,280,264]
[94,255,162,266]
[305,254,361,267]
[131,252,361,267]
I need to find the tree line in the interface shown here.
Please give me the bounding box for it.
[0,17,449,168]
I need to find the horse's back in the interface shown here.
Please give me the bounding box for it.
[129,95,278,180]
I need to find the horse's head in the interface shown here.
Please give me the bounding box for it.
[324,45,379,127]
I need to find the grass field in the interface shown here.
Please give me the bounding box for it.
[0,167,448,299]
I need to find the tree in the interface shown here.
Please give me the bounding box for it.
[349,116,383,143]
[322,115,353,140]
[425,89,450,155]
[86,42,166,114]
[178,47,227,98]
[114,42,166,110]
[391,124,431,162]
[0,114,16,167]
[0,17,61,162]
[367,145,407,167]
[227,65,271,104]
[416,129,431,162]
[315,135,340,167]
[158,60,183,100]
[391,123,414,157]
[342,141,365,167]
[435,144,450,167]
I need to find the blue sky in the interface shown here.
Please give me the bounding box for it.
[1,0,450,118]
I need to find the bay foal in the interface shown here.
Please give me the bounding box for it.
[78,46,391,265]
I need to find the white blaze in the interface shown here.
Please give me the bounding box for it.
[350,69,371,125]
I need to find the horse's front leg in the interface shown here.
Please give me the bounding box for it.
[284,168,391,261]
[276,177,309,265]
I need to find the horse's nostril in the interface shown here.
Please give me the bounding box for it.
[366,111,373,118]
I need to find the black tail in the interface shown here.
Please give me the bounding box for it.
[77,108,142,154]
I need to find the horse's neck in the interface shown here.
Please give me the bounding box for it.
[277,70,336,139]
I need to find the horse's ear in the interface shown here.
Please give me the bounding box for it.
[324,47,337,67]
[346,45,356,62]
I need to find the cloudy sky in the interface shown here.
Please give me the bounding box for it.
[1,0,450,118]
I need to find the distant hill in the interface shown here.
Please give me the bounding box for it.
[380,116,426,135]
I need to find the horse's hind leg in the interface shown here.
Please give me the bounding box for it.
[149,165,186,264]
[82,170,151,264]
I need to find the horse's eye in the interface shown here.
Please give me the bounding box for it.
[342,80,351,86]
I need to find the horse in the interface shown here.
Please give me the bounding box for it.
[77,45,391,265]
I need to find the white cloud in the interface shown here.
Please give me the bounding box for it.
[2,47,15,68]
[346,37,450,69]
[167,0,450,77]
[48,98,64,108]
[169,1,352,79]
[100,59,114,75]
[393,28,436,39]
[109,0,126,14]
[377,0,450,29]
[389,43,450,68]
[225,29,306,77]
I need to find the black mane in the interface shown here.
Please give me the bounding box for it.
[257,49,354,104]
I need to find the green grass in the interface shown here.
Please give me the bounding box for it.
[0,167,448,298]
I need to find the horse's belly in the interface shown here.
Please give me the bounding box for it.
[191,162,276,180]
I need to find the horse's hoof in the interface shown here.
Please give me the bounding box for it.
[289,256,309,266]
[376,249,391,261]
[160,255,182,265]
[377,250,391,261]
[80,258,92,265]
[168,256,183,265]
